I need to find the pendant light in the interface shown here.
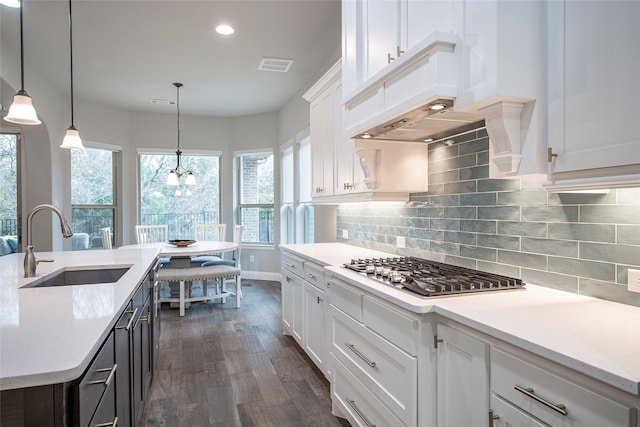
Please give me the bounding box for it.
[4,0,41,125]
[166,82,196,186]
[60,0,83,149]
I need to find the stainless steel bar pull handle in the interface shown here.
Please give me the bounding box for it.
[346,343,376,368]
[283,261,295,268]
[514,385,568,416]
[489,410,500,427]
[115,308,138,331]
[95,417,118,427]
[88,363,117,388]
[307,273,316,279]
[346,398,376,427]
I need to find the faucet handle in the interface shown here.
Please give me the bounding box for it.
[38,259,54,263]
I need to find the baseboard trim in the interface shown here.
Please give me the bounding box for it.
[241,271,281,282]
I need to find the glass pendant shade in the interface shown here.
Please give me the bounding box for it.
[185,172,196,186]
[174,188,182,197]
[60,126,83,149]
[4,91,41,125]
[166,171,179,186]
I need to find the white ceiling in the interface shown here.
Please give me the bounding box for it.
[1,0,341,117]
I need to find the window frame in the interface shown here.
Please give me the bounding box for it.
[70,141,120,249]
[235,149,275,246]
[137,148,222,239]
[0,132,22,250]
[280,141,294,244]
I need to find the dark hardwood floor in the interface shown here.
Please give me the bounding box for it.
[142,280,351,427]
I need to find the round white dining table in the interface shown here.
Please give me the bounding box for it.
[119,240,237,258]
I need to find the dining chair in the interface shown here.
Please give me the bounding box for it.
[194,223,226,241]
[100,227,112,249]
[135,224,168,244]
[135,224,170,266]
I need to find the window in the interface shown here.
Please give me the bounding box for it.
[0,133,20,242]
[139,151,220,239]
[280,144,294,244]
[297,133,315,243]
[237,150,274,244]
[71,146,118,249]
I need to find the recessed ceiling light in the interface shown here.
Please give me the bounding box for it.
[0,0,20,8]
[360,133,372,139]
[423,137,434,142]
[215,24,234,35]
[428,103,447,111]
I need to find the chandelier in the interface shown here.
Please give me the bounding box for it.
[166,82,196,186]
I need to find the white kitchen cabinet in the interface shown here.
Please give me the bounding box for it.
[546,0,640,190]
[280,268,293,334]
[290,270,304,346]
[281,252,305,345]
[436,322,490,427]
[334,80,366,197]
[328,275,422,427]
[489,394,548,427]
[342,0,456,98]
[491,347,634,427]
[343,0,549,179]
[303,280,326,371]
[306,59,428,202]
[280,251,330,378]
[304,61,340,200]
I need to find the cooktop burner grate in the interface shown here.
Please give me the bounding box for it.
[344,257,524,297]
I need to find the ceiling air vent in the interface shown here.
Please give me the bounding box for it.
[258,57,293,73]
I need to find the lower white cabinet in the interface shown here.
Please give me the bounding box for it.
[328,275,421,427]
[291,271,304,346]
[303,280,326,371]
[490,347,635,427]
[489,394,548,427]
[280,251,329,378]
[435,322,490,427]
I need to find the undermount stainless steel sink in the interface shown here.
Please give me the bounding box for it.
[21,266,132,288]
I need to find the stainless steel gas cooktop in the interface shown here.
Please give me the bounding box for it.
[344,257,525,297]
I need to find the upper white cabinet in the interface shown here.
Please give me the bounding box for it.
[305,59,429,203]
[305,61,340,199]
[342,0,548,179]
[545,1,640,190]
[342,0,456,97]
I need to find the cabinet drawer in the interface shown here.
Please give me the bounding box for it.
[363,296,418,356]
[332,306,417,426]
[78,331,116,427]
[329,277,362,322]
[332,357,406,427]
[281,252,304,276]
[89,372,117,427]
[491,347,634,427]
[303,261,325,289]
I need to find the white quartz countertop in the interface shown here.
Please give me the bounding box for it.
[0,248,158,390]
[281,243,640,396]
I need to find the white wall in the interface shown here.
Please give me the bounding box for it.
[2,10,340,275]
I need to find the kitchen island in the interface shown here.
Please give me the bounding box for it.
[281,243,640,427]
[0,247,159,426]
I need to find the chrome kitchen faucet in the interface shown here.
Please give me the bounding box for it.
[24,204,74,277]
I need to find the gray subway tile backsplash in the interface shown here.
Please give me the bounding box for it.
[336,130,640,307]
[618,225,640,245]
